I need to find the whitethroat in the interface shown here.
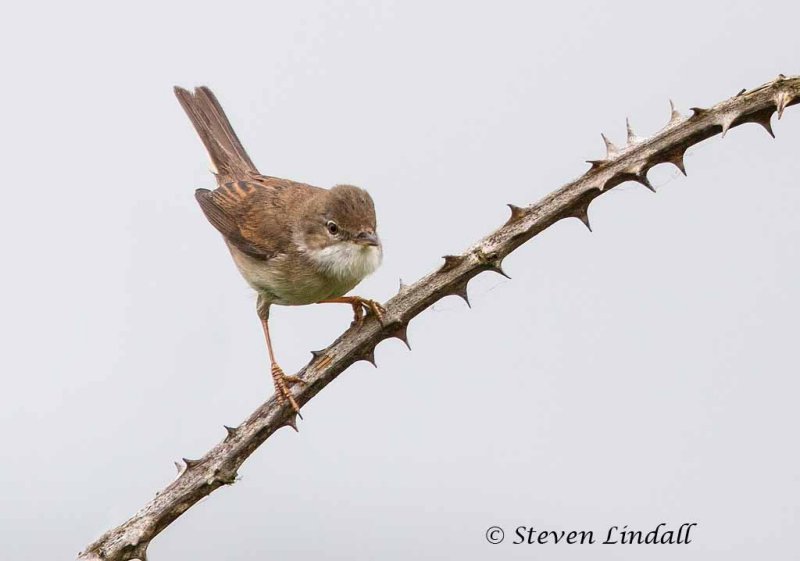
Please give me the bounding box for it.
[175,86,384,415]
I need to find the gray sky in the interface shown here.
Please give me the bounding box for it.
[1,1,798,559]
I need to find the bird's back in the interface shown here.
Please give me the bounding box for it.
[196,175,324,261]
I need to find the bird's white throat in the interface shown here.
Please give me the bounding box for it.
[309,242,382,283]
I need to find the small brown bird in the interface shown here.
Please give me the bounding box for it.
[174,86,384,414]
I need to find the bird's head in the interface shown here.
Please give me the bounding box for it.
[300,184,382,281]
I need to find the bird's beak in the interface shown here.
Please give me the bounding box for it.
[355,232,380,247]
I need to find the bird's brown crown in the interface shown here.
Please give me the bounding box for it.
[300,184,379,250]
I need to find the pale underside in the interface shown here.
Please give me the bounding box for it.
[228,241,382,306]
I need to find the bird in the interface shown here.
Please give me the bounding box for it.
[174,86,384,415]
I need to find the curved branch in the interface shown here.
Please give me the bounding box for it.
[79,75,800,561]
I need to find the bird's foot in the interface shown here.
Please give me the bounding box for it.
[347,296,386,327]
[318,296,386,327]
[271,363,306,417]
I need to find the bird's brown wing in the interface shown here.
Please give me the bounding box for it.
[175,86,325,258]
[196,176,323,260]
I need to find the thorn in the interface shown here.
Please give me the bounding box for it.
[224,425,238,439]
[182,458,201,468]
[625,118,639,145]
[719,113,736,138]
[439,254,466,273]
[360,348,377,368]
[736,88,746,97]
[487,261,511,279]
[452,282,471,308]
[749,111,776,138]
[283,414,299,432]
[731,107,776,139]
[601,133,620,158]
[174,461,183,474]
[398,279,408,293]
[668,99,683,126]
[634,170,655,193]
[586,159,607,171]
[390,324,411,350]
[777,73,786,81]
[505,204,527,225]
[690,106,708,118]
[759,118,776,138]
[312,352,333,370]
[573,205,592,231]
[668,151,687,176]
[775,90,791,119]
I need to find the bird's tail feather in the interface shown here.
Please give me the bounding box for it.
[174,86,259,180]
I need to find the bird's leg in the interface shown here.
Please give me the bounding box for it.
[260,316,305,417]
[317,296,386,327]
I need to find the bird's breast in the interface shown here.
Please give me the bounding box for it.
[227,242,381,306]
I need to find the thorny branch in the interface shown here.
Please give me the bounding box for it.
[79,75,799,561]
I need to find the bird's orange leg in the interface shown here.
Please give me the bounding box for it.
[260,318,305,416]
[317,296,385,327]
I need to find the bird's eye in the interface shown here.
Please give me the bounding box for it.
[326,221,339,235]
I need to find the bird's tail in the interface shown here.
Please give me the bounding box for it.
[174,86,259,180]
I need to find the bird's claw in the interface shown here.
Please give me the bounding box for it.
[271,363,306,417]
[349,297,386,327]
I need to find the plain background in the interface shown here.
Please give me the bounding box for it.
[1,1,798,559]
